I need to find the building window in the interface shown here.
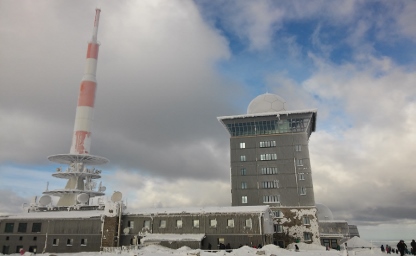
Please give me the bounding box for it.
[52,238,59,246]
[295,145,302,151]
[210,219,217,228]
[303,216,310,225]
[16,246,23,254]
[296,159,303,166]
[19,236,23,241]
[176,220,183,228]
[261,180,279,189]
[4,223,14,233]
[240,155,246,161]
[260,154,277,161]
[159,220,166,228]
[304,232,312,241]
[300,187,306,195]
[241,168,247,176]
[31,223,41,233]
[17,223,27,233]
[273,210,282,218]
[81,238,87,246]
[143,220,151,229]
[33,237,37,241]
[242,196,247,204]
[67,239,73,246]
[6,236,9,240]
[261,167,278,175]
[227,219,235,228]
[298,173,305,180]
[241,182,247,189]
[240,142,245,149]
[193,219,199,228]
[274,224,283,233]
[245,218,252,229]
[259,141,276,148]
[263,195,280,203]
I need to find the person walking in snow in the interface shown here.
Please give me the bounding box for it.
[410,239,416,255]
[397,240,407,256]
[382,245,385,253]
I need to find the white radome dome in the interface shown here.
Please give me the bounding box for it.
[247,93,286,114]
[316,203,334,221]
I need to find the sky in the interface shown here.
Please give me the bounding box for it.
[1,0,416,241]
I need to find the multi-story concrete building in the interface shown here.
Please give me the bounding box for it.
[218,93,320,247]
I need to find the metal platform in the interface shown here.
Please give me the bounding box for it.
[48,154,109,165]
[43,189,105,197]
[52,172,101,179]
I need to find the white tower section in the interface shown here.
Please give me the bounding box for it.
[45,9,108,208]
[70,8,101,155]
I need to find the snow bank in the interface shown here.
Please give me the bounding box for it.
[287,242,327,251]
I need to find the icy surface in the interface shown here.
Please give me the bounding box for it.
[5,242,383,256]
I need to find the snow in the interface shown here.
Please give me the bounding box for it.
[126,205,270,215]
[217,108,318,121]
[0,210,103,219]
[1,243,384,256]
[141,233,206,243]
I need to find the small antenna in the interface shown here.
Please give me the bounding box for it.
[46,181,49,191]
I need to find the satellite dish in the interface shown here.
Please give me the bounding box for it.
[123,227,130,235]
[99,186,106,192]
[38,195,51,206]
[111,191,122,202]
[77,193,89,204]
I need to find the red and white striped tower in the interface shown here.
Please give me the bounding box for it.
[45,9,109,208]
[70,8,101,155]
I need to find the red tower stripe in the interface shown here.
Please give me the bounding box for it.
[78,81,96,107]
[87,43,99,59]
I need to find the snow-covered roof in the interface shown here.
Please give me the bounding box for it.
[217,108,317,122]
[126,205,270,216]
[0,210,103,220]
[141,233,206,243]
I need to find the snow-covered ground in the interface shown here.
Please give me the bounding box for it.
[4,243,383,256]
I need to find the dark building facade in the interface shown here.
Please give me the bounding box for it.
[218,93,320,246]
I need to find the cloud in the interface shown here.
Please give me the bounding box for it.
[301,55,416,225]
[102,170,230,209]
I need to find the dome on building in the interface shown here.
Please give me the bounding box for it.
[316,203,334,221]
[247,93,286,114]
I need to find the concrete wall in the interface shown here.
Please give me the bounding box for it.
[0,217,102,254]
[119,212,273,249]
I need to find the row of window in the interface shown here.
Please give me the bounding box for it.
[239,142,302,151]
[240,155,304,165]
[241,189,307,204]
[4,236,37,241]
[240,168,306,180]
[4,223,41,233]
[52,238,87,246]
[241,181,279,189]
[240,181,306,190]
[226,118,310,137]
[127,218,254,229]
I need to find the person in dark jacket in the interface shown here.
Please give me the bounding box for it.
[397,240,407,256]
[411,240,416,255]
